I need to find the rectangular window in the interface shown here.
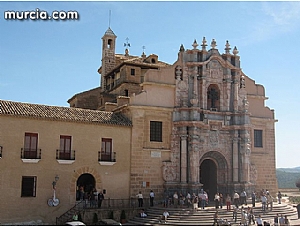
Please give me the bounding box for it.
[254,129,263,147]
[59,135,72,160]
[101,138,112,161]
[150,121,162,142]
[21,176,37,197]
[24,133,38,159]
[131,68,135,76]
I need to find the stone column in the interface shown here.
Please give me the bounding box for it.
[232,131,239,182]
[240,130,251,182]
[180,127,188,183]
[233,72,239,112]
[188,127,199,184]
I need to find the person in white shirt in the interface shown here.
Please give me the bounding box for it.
[149,190,155,207]
[256,214,263,226]
[140,209,147,218]
[136,191,143,207]
[161,210,169,223]
[261,194,267,212]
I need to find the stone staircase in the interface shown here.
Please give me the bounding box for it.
[125,203,298,226]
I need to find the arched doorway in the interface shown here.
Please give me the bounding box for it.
[200,159,217,201]
[76,173,95,201]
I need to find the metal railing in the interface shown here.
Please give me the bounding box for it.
[98,151,116,162]
[56,149,75,160]
[21,148,41,159]
[56,200,85,225]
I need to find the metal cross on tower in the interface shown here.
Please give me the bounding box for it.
[124,37,131,48]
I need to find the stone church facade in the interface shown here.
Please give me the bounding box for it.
[70,27,278,200]
[0,27,278,224]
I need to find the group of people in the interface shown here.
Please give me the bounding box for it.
[136,190,156,207]
[136,188,292,226]
[139,208,170,224]
[213,205,290,226]
[162,189,209,210]
[76,186,105,208]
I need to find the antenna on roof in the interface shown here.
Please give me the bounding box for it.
[108,10,111,27]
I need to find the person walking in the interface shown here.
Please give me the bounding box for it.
[251,191,256,207]
[233,191,240,208]
[173,191,179,208]
[214,192,220,209]
[136,191,144,207]
[98,191,104,208]
[232,207,238,223]
[149,190,155,207]
[186,192,191,208]
[277,191,282,204]
[274,214,279,226]
[284,215,290,226]
[212,211,219,226]
[226,194,231,211]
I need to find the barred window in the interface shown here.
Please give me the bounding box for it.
[21,176,37,197]
[150,121,162,142]
[254,130,263,147]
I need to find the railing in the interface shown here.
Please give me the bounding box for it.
[56,197,165,225]
[79,197,160,209]
[56,149,75,160]
[98,151,116,162]
[21,148,41,159]
[56,200,85,225]
[0,146,2,158]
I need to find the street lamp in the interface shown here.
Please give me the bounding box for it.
[52,174,59,189]
[48,174,60,206]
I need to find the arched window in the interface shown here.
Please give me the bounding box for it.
[107,39,112,49]
[207,84,220,111]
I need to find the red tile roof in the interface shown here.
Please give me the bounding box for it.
[0,100,131,126]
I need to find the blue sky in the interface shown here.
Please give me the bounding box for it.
[0,1,299,168]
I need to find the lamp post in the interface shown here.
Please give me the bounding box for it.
[52,174,59,189]
[48,175,60,206]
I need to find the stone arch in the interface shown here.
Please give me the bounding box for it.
[70,166,102,202]
[199,151,229,197]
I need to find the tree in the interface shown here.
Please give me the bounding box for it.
[120,210,126,224]
[295,178,300,190]
[93,213,98,224]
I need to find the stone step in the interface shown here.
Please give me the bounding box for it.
[126,203,298,226]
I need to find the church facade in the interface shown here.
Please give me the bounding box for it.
[0,27,277,224]
[70,27,278,200]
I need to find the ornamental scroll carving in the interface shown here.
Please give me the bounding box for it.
[250,164,258,184]
[209,130,219,147]
[207,60,223,79]
[162,162,177,182]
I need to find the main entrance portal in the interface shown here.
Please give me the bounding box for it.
[200,159,217,201]
[76,173,95,201]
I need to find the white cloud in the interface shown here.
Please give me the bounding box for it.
[261,2,300,32]
[237,2,300,45]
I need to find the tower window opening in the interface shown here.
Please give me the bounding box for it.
[107,39,112,49]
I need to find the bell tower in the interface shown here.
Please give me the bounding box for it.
[100,27,117,88]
